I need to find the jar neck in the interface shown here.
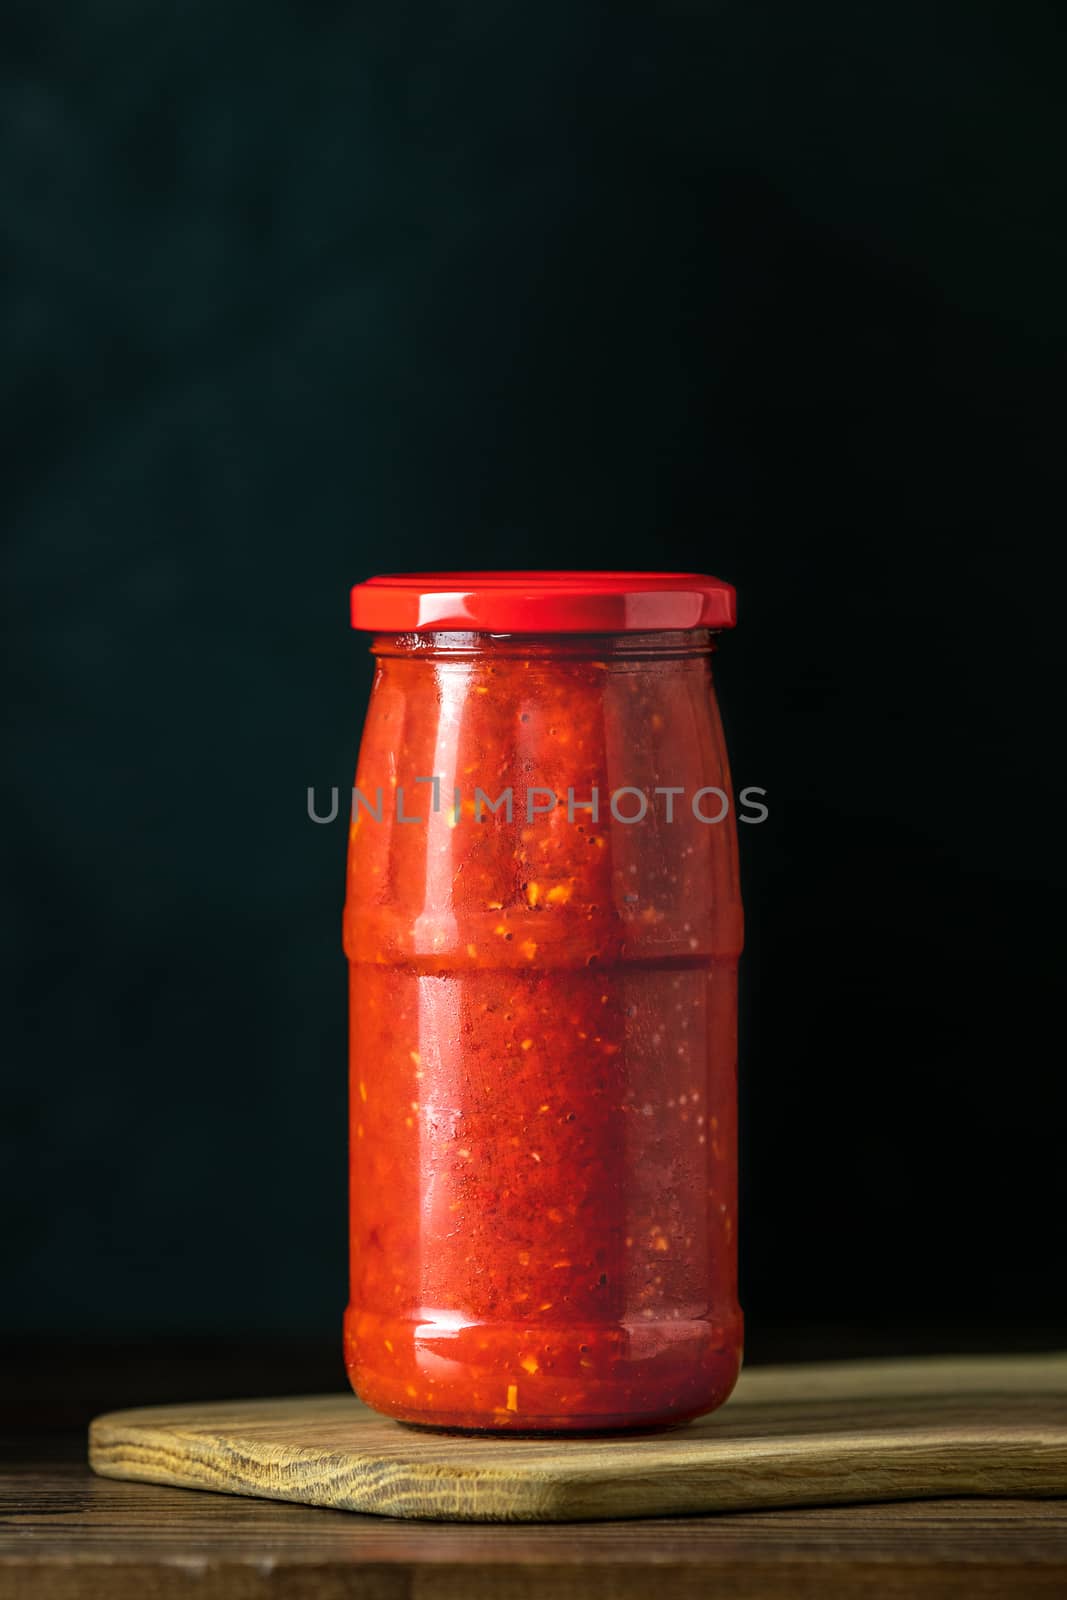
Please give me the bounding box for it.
[370,630,716,661]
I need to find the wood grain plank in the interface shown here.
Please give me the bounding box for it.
[86,1354,1067,1523]
[4,1462,1067,1600]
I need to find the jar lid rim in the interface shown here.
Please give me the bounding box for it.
[350,571,736,633]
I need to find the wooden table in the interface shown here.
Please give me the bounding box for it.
[4,1438,1066,1598]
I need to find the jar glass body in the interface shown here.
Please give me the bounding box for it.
[344,630,742,1431]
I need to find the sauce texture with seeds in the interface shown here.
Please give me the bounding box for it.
[343,629,742,1430]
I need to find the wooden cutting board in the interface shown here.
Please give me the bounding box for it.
[89,1353,1067,1523]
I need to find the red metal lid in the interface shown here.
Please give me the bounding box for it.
[350,571,736,634]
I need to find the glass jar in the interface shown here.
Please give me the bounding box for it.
[344,573,742,1432]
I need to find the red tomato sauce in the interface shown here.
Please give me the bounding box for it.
[344,630,742,1430]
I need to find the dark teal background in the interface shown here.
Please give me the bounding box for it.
[3,3,1064,1351]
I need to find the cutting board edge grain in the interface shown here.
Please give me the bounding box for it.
[88,1353,1067,1524]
